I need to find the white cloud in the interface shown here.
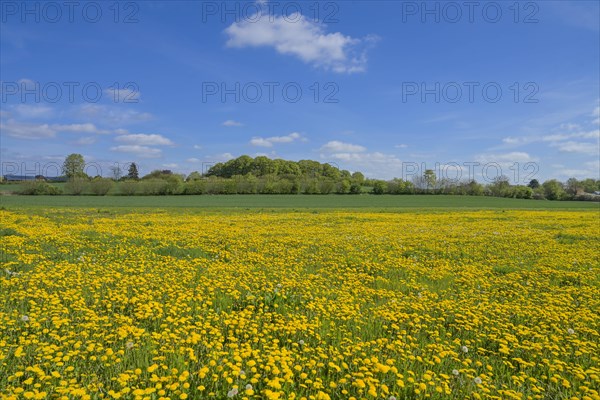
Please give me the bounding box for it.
[550,141,598,155]
[209,152,235,162]
[104,87,140,102]
[320,140,366,153]
[475,151,538,164]
[250,132,303,147]
[54,123,111,134]
[0,118,123,139]
[12,104,53,119]
[162,163,178,168]
[193,144,203,150]
[224,12,377,73]
[115,133,174,146]
[186,158,200,163]
[0,120,56,139]
[110,145,162,158]
[78,104,153,125]
[222,119,243,127]
[394,144,408,149]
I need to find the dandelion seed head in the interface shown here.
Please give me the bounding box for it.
[227,388,238,397]
[474,377,482,385]
[452,369,459,376]
[21,315,29,322]
[461,345,469,353]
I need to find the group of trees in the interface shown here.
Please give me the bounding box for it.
[7,154,600,201]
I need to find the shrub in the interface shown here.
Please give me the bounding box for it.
[19,181,62,195]
[90,178,113,196]
[119,180,138,196]
[372,180,388,195]
[64,178,88,195]
[183,180,206,195]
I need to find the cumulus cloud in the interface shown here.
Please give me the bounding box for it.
[115,133,174,146]
[320,140,366,153]
[250,132,303,147]
[0,120,56,139]
[224,12,377,73]
[110,145,162,158]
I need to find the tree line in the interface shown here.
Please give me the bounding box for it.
[4,153,599,201]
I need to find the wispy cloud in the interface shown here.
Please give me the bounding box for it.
[222,119,243,127]
[115,133,174,146]
[0,120,111,139]
[78,104,153,125]
[104,87,140,102]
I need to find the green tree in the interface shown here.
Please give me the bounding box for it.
[424,169,436,192]
[351,171,365,184]
[542,179,566,200]
[186,171,203,181]
[372,180,388,195]
[62,154,86,179]
[489,176,510,197]
[527,179,540,189]
[127,163,139,180]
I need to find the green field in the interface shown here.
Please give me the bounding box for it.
[1,194,598,209]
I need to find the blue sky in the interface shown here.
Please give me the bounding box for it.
[1,0,598,182]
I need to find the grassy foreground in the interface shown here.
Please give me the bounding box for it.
[1,208,599,399]
[1,194,599,209]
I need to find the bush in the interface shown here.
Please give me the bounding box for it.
[183,180,206,195]
[90,178,113,196]
[19,181,62,195]
[372,180,388,195]
[64,178,88,195]
[119,180,138,195]
[349,182,362,194]
[139,179,169,195]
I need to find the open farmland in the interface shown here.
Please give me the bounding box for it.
[1,208,599,400]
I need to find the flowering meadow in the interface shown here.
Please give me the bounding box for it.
[1,209,599,400]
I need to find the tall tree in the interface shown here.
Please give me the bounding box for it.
[424,169,436,192]
[127,163,139,180]
[62,154,86,179]
[528,179,540,189]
